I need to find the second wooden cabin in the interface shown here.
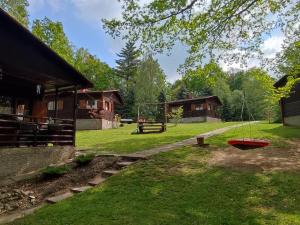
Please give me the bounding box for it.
[46,90,124,130]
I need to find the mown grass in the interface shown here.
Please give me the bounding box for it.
[76,122,240,154]
[206,122,300,148]
[11,147,300,225]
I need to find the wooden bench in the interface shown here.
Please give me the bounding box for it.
[138,122,166,134]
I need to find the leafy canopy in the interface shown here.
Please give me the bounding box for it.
[103,0,300,69]
[32,17,75,65]
[0,0,29,28]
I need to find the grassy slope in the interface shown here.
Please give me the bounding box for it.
[206,122,300,148]
[12,146,300,225]
[76,122,239,154]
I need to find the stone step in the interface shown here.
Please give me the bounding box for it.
[71,186,92,193]
[102,169,120,177]
[121,155,147,161]
[88,176,106,186]
[46,192,73,204]
[116,161,134,168]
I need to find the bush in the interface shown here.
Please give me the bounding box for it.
[74,153,95,166]
[42,165,71,178]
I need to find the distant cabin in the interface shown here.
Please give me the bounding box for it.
[274,75,300,127]
[166,96,222,123]
[46,90,124,130]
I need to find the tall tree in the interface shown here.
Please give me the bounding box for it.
[74,48,120,90]
[32,17,74,65]
[115,41,140,90]
[103,0,299,69]
[156,91,167,122]
[0,0,29,28]
[277,40,300,76]
[183,61,225,96]
[134,54,166,119]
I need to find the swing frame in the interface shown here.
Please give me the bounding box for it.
[227,93,270,150]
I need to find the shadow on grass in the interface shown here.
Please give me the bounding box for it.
[260,125,300,139]
[12,148,300,225]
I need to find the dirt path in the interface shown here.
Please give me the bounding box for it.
[209,141,300,172]
[125,122,259,158]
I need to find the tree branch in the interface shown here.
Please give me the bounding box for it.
[151,0,199,24]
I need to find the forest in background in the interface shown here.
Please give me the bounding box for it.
[1,0,299,122]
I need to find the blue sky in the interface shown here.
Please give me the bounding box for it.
[28,0,285,82]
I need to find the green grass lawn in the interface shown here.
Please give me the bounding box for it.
[206,122,300,148]
[76,122,240,154]
[11,146,300,225]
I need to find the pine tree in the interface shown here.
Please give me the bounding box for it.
[115,89,135,119]
[176,85,188,100]
[221,98,231,121]
[115,41,140,90]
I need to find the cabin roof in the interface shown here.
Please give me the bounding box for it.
[167,96,222,105]
[78,90,124,105]
[0,8,93,94]
[274,74,300,88]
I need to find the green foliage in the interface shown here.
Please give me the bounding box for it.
[277,40,300,76]
[116,89,135,119]
[31,17,117,91]
[134,54,167,120]
[220,98,231,122]
[168,106,183,126]
[0,0,29,27]
[74,48,120,90]
[156,91,167,122]
[41,165,71,178]
[103,0,299,69]
[74,153,95,166]
[12,140,300,225]
[116,41,140,90]
[32,17,75,65]
[183,61,225,96]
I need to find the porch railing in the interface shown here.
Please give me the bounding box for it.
[0,113,75,147]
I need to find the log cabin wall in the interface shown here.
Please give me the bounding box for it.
[282,83,300,118]
[167,97,221,119]
[46,91,121,121]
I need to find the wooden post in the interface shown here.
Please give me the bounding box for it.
[280,98,285,125]
[54,87,58,118]
[164,102,168,124]
[72,86,78,146]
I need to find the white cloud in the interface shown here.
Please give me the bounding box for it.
[261,35,284,59]
[71,0,122,23]
[220,33,284,72]
[29,0,64,13]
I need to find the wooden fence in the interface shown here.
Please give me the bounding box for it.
[0,113,75,147]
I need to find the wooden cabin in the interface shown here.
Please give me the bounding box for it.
[166,96,222,122]
[274,75,300,126]
[0,9,93,183]
[46,90,124,130]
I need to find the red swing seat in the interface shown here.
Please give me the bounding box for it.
[228,138,270,150]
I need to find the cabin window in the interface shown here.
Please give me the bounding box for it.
[57,100,64,111]
[48,101,55,110]
[79,100,86,109]
[0,96,12,114]
[207,104,211,111]
[195,104,204,111]
[48,100,64,111]
[105,101,110,111]
[87,100,97,109]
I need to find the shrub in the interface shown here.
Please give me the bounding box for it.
[42,165,71,178]
[74,153,95,166]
